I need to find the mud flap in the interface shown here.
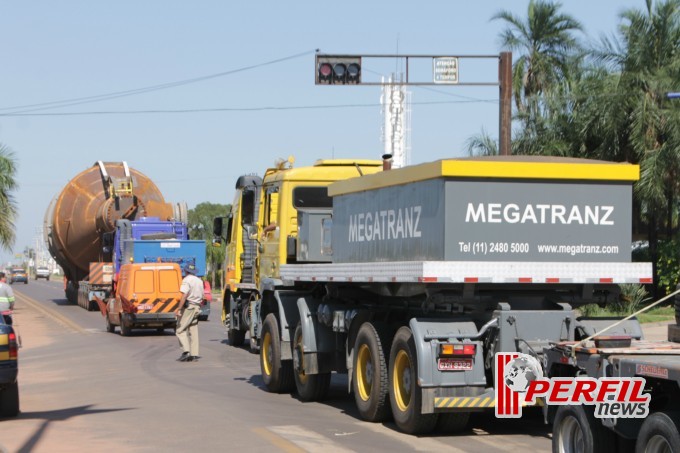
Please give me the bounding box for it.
[93,295,108,317]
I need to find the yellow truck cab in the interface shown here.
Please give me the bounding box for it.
[102,263,182,336]
[215,157,383,346]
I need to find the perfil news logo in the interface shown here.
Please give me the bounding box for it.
[495,353,650,419]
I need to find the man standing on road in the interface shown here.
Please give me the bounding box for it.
[175,263,203,362]
[0,272,15,324]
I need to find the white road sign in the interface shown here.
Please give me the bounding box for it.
[433,57,459,84]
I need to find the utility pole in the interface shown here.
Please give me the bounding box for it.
[499,52,512,156]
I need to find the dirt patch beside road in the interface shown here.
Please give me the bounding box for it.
[0,297,127,453]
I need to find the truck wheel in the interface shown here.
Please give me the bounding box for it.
[635,411,680,453]
[352,321,391,422]
[389,326,438,434]
[105,315,116,333]
[0,381,20,417]
[260,313,294,393]
[293,324,331,401]
[226,295,246,347]
[552,405,615,453]
[119,314,132,337]
[87,300,97,312]
[228,328,246,347]
[436,412,470,433]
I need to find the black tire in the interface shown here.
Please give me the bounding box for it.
[552,405,616,453]
[0,381,19,417]
[87,300,97,312]
[352,321,392,422]
[260,313,294,393]
[105,315,115,333]
[293,324,331,402]
[226,295,246,347]
[436,412,470,433]
[228,327,246,347]
[635,411,680,453]
[119,314,132,337]
[389,326,438,434]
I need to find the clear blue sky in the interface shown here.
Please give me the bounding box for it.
[0,0,645,264]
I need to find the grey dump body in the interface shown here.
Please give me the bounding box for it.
[331,178,631,263]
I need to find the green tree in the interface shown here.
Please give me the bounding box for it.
[467,0,584,156]
[188,202,230,289]
[588,0,680,296]
[0,144,18,251]
[493,0,583,120]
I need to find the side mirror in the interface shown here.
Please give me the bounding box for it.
[246,225,259,240]
[213,217,224,236]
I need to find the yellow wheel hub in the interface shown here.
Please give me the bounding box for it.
[356,344,373,401]
[262,331,273,376]
[393,349,411,412]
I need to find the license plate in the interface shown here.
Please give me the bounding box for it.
[438,358,473,371]
[137,304,153,311]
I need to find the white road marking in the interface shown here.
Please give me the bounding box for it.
[268,425,354,453]
[358,422,468,452]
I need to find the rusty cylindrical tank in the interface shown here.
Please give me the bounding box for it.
[44,162,178,296]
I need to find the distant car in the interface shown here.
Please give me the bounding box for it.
[35,267,50,281]
[0,315,19,417]
[9,268,27,285]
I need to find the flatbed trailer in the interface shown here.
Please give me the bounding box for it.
[546,338,680,452]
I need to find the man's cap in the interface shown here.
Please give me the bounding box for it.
[183,263,197,275]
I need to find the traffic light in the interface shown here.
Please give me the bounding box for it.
[316,55,361,85]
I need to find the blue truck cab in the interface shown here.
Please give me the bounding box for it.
[112,218,210,320]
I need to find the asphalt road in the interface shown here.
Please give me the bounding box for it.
[1,280,553,452]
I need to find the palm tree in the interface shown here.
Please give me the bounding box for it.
[590,0,680,296]
[476,0,584,155]
[0,144,18,250]
[492,0,583,119]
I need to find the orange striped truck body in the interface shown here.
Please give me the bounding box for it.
[103,263,182,336]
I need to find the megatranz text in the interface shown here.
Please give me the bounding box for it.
[348,206,422,242]
[465,203,614,225]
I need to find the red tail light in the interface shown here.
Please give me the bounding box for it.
[8,332,18,359]
[440,343,476,357]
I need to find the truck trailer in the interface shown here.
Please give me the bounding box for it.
[44,161,193,310]
[215,155,653,435]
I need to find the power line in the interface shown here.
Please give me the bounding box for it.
[0,99,499,117]
[0,49,318,114]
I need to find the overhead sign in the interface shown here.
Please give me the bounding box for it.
[433,57,459,84]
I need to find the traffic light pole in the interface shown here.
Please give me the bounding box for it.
[316,52,514,155]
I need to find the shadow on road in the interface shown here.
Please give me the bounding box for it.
[49,298,71,307]
[9,405,132,453]
[242,369,552,440]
